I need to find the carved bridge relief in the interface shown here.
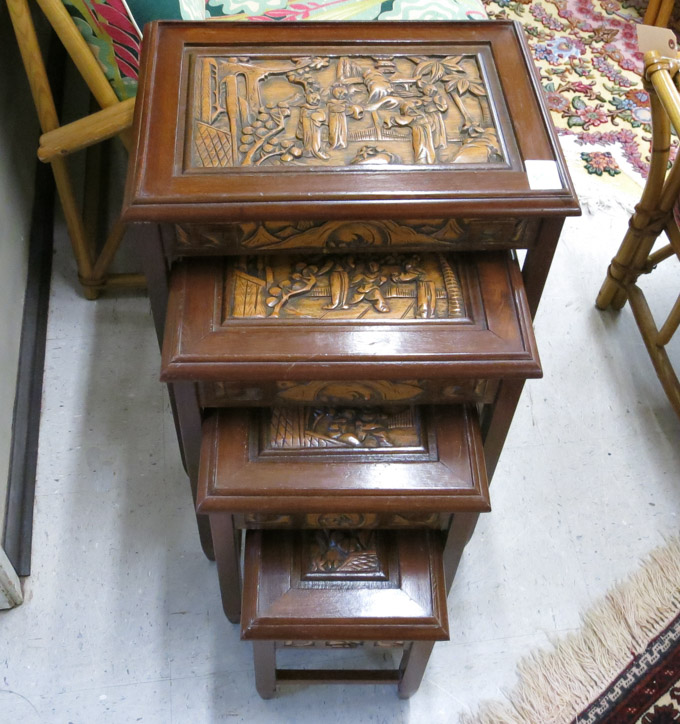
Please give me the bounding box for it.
[225,253,465,320]
[265,407,422,450]
[191,53,503,168]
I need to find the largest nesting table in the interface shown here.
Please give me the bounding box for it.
[122,20,580,698]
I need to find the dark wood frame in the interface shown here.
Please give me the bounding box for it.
[124,19,580,696]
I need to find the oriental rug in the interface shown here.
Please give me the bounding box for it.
[66,0,668,179]
[482,0,657,179]
[461,537,680,724]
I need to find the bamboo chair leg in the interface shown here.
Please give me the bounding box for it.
[655,0,675,27]
[643,0,674,26]
[597,70,679,311]
[627,285,680,417]
[596,217,660,311]
[8,0,103,297]
[657,292,680,346]
[83,121,106,260]
[50,157,100,299]
[92,219,126,281]
[597,52,680,419]
[644,0,663,24]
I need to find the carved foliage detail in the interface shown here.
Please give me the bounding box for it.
[175,218,534,253]
[238,512,442,529]
[227,253,464,320]
[276,380,424,404]
[302,529,384,576]
[266,407,421,450]
[191,53,502,168]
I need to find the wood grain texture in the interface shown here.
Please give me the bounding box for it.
[226,254,464,320]
[241,529,449,641]
[190,52,505,169]
[173,218,541,256]
[198,377,497,408]
[38,98,135,162]
[234,511,447,530]
[122,21,579,223]
[161,251,541,382]
[196,405,489,514]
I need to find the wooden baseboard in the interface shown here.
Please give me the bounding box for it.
[2,35,62,576]
[2,153,54,577]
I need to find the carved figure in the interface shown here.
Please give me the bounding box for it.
[421,83,449,149]
[386,99,437,164]
[324,259,352,310]
[327,84,349,149]
[267,406,421,449]
[348,260,390,312]
[297,92,329,159]
[230,253,463,320]
[391,255,436,318]
[321,258,389,312]
[193,52,502,168]
[309,408,392,447]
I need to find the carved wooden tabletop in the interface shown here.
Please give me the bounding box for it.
[122,21,580,223]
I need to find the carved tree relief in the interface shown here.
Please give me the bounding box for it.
[191,53,503,168]
[301,529,385,577]
[226,253,465,320]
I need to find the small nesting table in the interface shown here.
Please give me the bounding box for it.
[122,20,579,698]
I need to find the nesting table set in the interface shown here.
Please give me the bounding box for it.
[122,20,579,698]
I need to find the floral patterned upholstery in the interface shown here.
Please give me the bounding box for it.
[62,0,488,101]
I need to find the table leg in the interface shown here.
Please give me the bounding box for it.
[171,381,214,560]
[481,378,526,483]
[211,513,242,624]
[442,512,480,594]
[131,222,214,559]
[253,641,277,699]
[522,217,563,320]
[398,641,435,699]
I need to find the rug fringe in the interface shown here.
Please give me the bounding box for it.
[460,536,680,724]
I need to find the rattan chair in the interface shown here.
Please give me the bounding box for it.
[7,0,140,299]
[9,0,488,299]
[596,50,680,418]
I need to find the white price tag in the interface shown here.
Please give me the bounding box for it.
[636,25,678,55]
[525,160,563,190]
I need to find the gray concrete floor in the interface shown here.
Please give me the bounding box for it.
[1,137,679,722]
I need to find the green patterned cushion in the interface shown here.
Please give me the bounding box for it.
[63,0,488,101]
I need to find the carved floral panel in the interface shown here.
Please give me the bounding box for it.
[224,253,465,320]
[190,53,504,168]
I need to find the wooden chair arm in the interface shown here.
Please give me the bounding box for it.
[38,97,135,162]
